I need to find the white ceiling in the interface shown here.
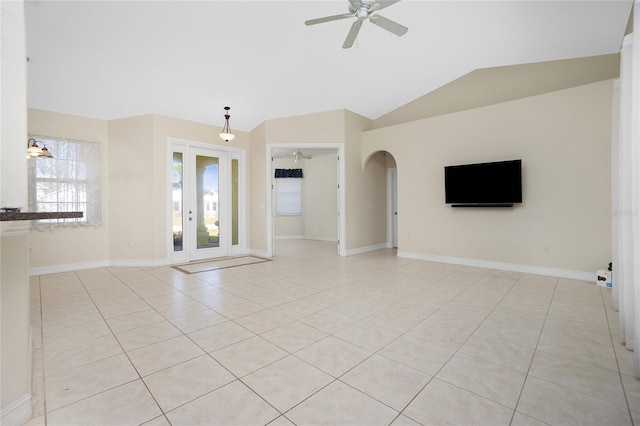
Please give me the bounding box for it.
[25,1,632,132]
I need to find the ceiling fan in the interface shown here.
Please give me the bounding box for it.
[305,0,408,49]
[277,149,313,163]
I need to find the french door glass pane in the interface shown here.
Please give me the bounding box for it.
[232,159,239,246]
[172,152,183,252]
[196,155,220,249]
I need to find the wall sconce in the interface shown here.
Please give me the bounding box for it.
[218,106,235,142]
[26,137,53,158]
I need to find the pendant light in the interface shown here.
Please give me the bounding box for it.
[219,106,235,142]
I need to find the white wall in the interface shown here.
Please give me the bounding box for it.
[363,80,614,276]
[1,2,33,424]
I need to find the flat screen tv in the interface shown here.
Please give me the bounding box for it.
[444,159,522,207]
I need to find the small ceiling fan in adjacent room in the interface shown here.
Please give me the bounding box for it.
[305,0,408,49]
[276,149,313,164]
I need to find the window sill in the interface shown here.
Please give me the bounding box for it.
[0,212,83,221]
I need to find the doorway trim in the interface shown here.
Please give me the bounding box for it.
[265,143,346,257]
[167,137,247,264]
[387,167,398,249]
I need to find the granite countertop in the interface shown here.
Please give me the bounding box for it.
[0,211,83,221]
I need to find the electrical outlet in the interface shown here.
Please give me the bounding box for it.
[28,247,32,253]
[542,243,549,253]
[127,241,133,248]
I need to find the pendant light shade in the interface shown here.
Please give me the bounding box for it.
[219,106,235,142]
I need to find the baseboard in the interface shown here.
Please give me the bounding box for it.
[1,394,32,426]
[109,259,168,268]
[29,258,166,276]
[274,236,338,242]
[397,250,595,281]
[345,243,388,257]
[29,259,110,276]
[249,248,271,258]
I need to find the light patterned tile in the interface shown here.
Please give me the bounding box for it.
[299,309,359,334]
[234,309,294,334]
[44,334,123,376]
[537,330,617,371]
[46,380,161,426]
[378,334,455,375]
[341,354,431,410]
[143,355,235,412]
[286,380,398,425]
[404,378,513,426]
[459,333,535,374]
[105,309,165,333]
[529,350,626,407]
[436,352,526,408]
[406,319,472,350]
[188,321,255,352]
[167,308,228,333]
[115,320,181,351]
[261,321,327,353]
[296,336,372,377]
[165,380,279,425]
[243,355,333,412]
[45,353,138,411]
[517,377,631,426]
[211,336,288,377]
[334,321,400,352]
[127,335,204,377]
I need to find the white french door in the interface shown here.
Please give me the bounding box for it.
[188,147,228,260]
[170,140,244,263]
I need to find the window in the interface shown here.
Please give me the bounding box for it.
[276,177,302,216]
[28,135,101,228]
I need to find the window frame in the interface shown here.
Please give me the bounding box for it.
[28,134,102,229]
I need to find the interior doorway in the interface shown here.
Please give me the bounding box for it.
[266,144,345,257]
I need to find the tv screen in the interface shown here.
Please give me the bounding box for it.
[444,159,522,205]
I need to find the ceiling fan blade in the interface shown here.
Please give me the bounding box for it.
[342,19,363,49]
[369,0,402,13]
[305,13,353,26]
[369,14,408,37]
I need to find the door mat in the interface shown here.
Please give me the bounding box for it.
[172,255,271,274]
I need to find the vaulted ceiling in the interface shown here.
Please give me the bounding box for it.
[25,1,633,132]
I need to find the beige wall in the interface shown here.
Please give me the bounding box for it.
[363,80,614,273]
[304,153,338,241]
[108,115,156,262]
[28,109,110,270]
[344,110,385,251]
[1,1,32,423]
[249,122,268,253]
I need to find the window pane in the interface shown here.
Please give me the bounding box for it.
[276,178,302,215]
[172,152,183,252]
[232,159,239,246]
[28,135,101,228]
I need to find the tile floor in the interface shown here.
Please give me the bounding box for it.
[26,240,639,425]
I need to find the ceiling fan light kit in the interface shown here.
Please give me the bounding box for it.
[305,0,408,49]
